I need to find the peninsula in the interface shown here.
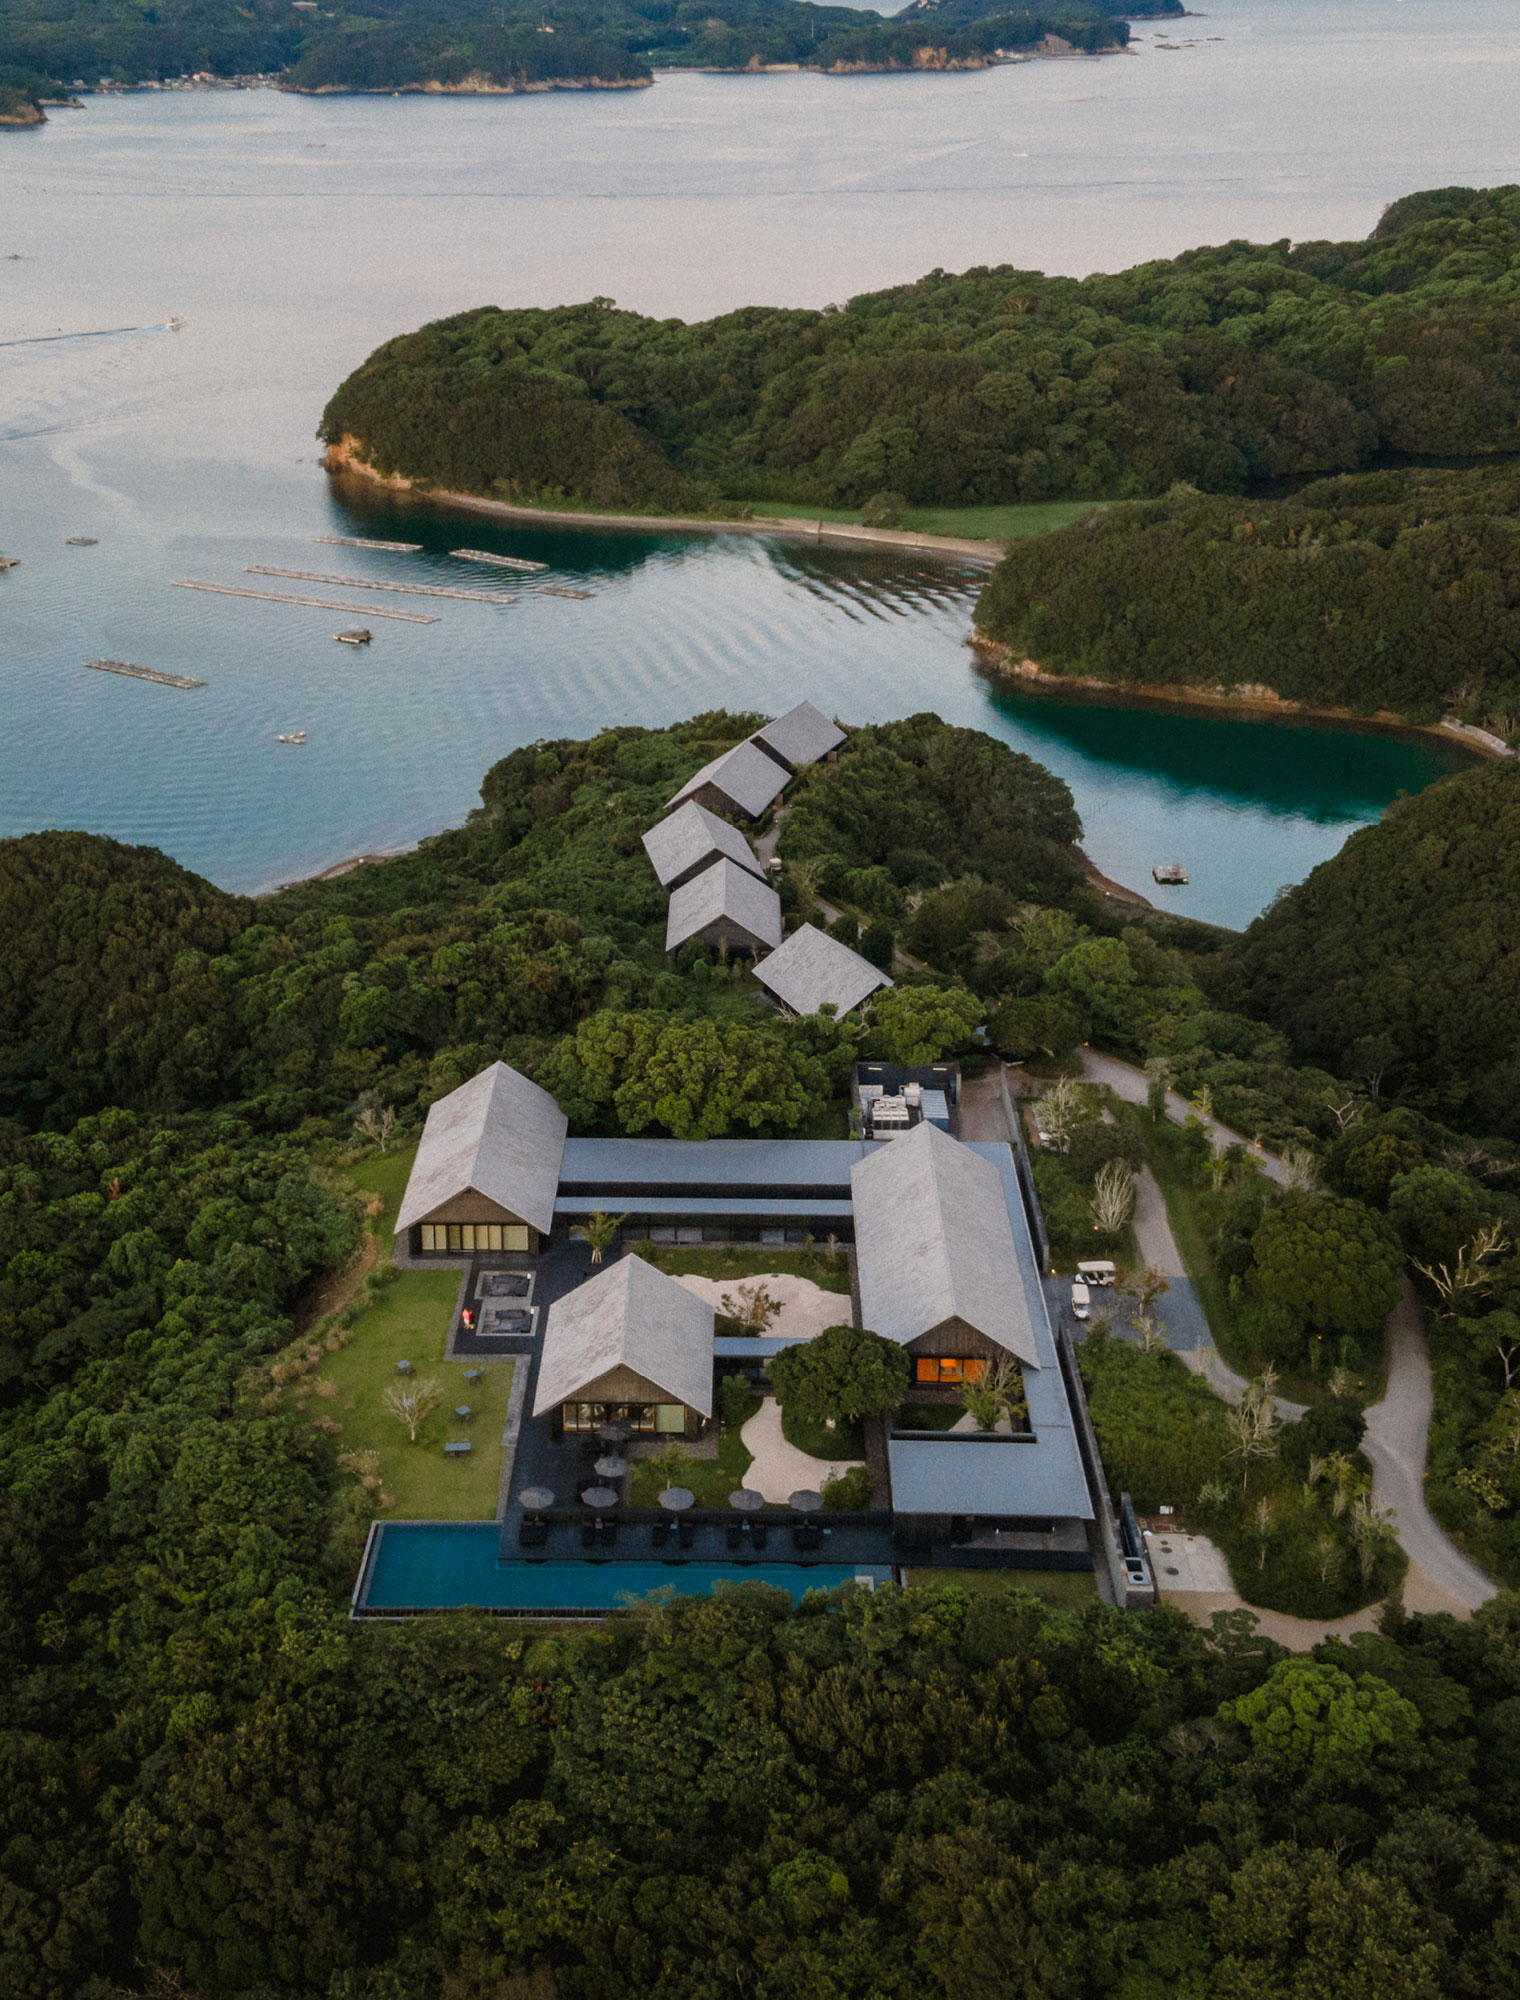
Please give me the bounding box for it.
[0,0,1168,95]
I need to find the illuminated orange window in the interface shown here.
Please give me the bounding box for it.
[913,1357,985,1384]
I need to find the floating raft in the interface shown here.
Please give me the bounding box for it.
[334,628,372,646]
[66,536,98,547]
[276,731,307,745]
[1152,862,1189,885]
[85,658,205,689]
[247,565,515,607]
[538,585,595,600]
[315,535,421,553]
[173,580,438,624]
[451,548,547,573]
[0,555,18,571]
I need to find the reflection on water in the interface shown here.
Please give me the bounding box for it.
[2,5,1503,924]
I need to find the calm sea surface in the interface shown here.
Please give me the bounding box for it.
[2,0,1513,925]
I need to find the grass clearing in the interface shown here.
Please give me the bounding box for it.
[743,498,1105,540]
[781,1406,865,1460]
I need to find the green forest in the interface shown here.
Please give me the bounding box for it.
[9,711,1520,1991]
[0,0,1143,92]
[973,464,1520,735]
[321,184,1520,514]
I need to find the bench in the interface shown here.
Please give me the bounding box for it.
[444,1440,472,1457]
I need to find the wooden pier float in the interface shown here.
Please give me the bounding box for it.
[450,548,547,572]
[172,581,439,624]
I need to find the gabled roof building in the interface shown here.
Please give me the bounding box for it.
[396,1061,568,1256]
[751,699,847,773]
[533,1254,714,1439]
[666,739,791,821]
[850,1119,1042,1373]
[665,857,783,957]
[642,800,768,891]
[755,921,892,1019]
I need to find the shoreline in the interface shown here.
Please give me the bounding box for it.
[324,455,1003,564]
[968,635,1516,764]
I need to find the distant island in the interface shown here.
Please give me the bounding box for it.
[0,0,1176,96]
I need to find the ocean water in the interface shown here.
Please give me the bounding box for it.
[1,0,1510,926]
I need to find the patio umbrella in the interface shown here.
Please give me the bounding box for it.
[597,1421,632,1446]
[518,1487,555,1514]
[582,1486,619,1510]
[728,1488,765,1513]
[657,1486,695,1512]
[594,1455,630,1480]
[789,1489,824,1514]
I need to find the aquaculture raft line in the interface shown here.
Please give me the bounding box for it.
[246,566,516,606]
[172,581,439,624]
[451,548,547,572]
[85,658,205,689]
[314,536,422,552]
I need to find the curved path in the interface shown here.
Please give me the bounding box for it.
[1053,1053,1499,1610]
[1362,1282,1497,1612]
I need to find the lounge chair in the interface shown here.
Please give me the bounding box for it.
[751,1522,768,1552]
[726,1522,743,1551]
[579,1521,597,1549]
[651,1519,672,1548]
[598,1522,618,1551]
[678,1518,696,1549]
[518,1522,549,1549]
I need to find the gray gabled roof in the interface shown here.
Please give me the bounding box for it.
[752,700,847,772]
[666,739,791,819]
[850,1121,1041,1369]
[755,922,893,1018]
[641,800,768,889]
[665,857,783,953]
[533,1254,715,1417]
[395,1061,568,1237]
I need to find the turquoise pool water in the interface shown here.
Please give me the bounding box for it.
[356,1522,890,1612]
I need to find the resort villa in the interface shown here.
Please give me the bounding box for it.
[351,701,1146,1618]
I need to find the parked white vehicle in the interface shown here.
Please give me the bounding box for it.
[1076,1260,1116,1287]
[1070,1280,1091,1322]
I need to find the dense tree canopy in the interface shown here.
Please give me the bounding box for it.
[974,465,1520,730]
[1219,758,1520,1137]
[323,186,1520,510]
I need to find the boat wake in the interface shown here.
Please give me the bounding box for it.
[0,318,183,348]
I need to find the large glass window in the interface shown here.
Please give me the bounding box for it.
[418,1222,529,1253]
[913,1357,986,1384]
[562,1402,659,1435]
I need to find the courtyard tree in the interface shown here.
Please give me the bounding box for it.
[1089,1158,1136,1237]
[383,1375,442,1443]
[572,1211,627,1265]
[769,1323,909,1430]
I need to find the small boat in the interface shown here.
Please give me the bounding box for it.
[276,731,308,745]
[66,536,98,546]
[166,315,187,330]
[0,553,19,570]
[1152,862,1189,885]
[334,628,372,646]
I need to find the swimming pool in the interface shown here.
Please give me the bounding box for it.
[354,1521,893,1614]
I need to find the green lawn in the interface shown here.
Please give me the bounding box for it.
[902,1568,1099,1608]
[287,1141,515,1519]
[897,1402,963,1432]
[781,1406,865,1460]
[744,498,1104,540]
[629,1390,759,1507]
[640,1245,851,1295]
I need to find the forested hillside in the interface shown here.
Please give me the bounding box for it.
[321,184,1520,512]
[0,0,1139,92]
[973,464,1520,732]
[1219,757,1520,1139]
